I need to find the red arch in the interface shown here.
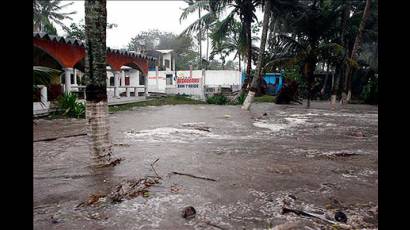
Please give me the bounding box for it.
[107,52,148,74]
[33,38,85,68]
[33,36,150,76]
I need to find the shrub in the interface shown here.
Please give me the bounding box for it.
[57,93,85,118]
[206,94,228,105]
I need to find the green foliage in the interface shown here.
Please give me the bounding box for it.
[33,0,76,34]
[206,94,228,105]
[361,75,378,104]
[127,29,198,70]
[57,93,85,118]
[64,20,118,41]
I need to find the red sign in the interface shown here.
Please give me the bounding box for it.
[177,78,200,84]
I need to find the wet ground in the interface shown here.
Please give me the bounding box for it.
[33,102,378,229]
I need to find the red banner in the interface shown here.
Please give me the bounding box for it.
[177,78,200,84]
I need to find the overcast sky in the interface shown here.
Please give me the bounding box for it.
[56,0,263,62]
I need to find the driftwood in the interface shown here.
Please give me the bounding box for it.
[151,158,161,178]
[34,133,87,142]
[282,207,351,229]
[170,172,216,182]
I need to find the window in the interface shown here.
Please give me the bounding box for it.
[165,59,170,68]
[139,75,145,85]
[125,77,130,85]
[110,76,115,86]
[166,74,173,85]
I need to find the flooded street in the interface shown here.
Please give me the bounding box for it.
[33,102,378,229]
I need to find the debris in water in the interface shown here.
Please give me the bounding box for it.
[335,211,348,223]
[263,113,268,116]
[281,207,351,229]
[151,158,161,178]
[182,206,196,219]
[113,143,130,147]
[170,171,217,182]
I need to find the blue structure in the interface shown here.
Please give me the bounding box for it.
[241,72,284,95]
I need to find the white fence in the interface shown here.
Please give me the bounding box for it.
[148,70,242,99]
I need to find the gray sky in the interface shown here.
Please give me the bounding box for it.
[56,1,263,63]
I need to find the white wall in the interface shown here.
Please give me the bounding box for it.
[204,70,241,87]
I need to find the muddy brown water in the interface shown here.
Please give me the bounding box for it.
[33,102,378,229]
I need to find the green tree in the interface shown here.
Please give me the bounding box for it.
[242,0,271,110]
[84,0,113,165]
[64,20,118,41]
[33,0,76,35]
[266,0,343,108]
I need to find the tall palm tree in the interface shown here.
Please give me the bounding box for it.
[344,0,372,103]
[242,0,271,110]
[33,0,76,34]
[266,0,343,108]
[84,0,112,165]
[209,0,259,90]
[180,0,214,69]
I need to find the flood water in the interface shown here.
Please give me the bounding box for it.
[34,102,378,229]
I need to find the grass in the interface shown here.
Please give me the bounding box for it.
[109,95,205,113]
[254,95,276,103]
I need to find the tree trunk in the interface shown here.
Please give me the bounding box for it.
[206,28,209,61]
[242,0,271,110]
[243,17,253,91]
[320,64,330,96]
[198,8,202,69]
[345,0,372,103]
[305,61,316,109]
[332,0,350,106]
[238,54,241,72]
[84,0,112,165]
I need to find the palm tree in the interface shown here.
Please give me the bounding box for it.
[33,0,76,34]
[180,0,214,69]
[242,0,272,110]
[209,0,260,90]
[84,0,112,165]
[344,0,372,103]
[266,0,343,108]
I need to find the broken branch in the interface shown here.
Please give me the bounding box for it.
[171,171,216,182]
[151,158,161,178]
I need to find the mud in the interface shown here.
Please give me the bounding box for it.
[34,102,378,229]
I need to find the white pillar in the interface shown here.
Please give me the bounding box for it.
[113,71,120,98]
[64,68,73,93]
[144,74,148,96]
[155,66,159,91]
[121,70,126,86]
[40,85,48,107]
[126,87,130,97]
[73,69,77,85]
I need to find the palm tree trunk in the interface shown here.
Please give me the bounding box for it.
[242,0,271,110]
[198,8,202,69]
[332,0,350,106]
[345,0,372,103]
[243,17,253,91]
[206,28,209,61]
[238,54,241,72]
[84,0,112,165]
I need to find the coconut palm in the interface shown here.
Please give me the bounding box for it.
[265,0,343,108]
[33,0,76,34]
[180,0,215,69]
[84,0,112,165]
[241,0,272,110]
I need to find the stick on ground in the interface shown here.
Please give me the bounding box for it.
[171,171,216,182]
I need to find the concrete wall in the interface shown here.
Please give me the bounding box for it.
[147,70,242,97]
[204,70,241,87]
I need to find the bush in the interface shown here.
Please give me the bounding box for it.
[206,94,228,105]
[361,76,378,104]
[57,93,85,118]
[237,92,246,105]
